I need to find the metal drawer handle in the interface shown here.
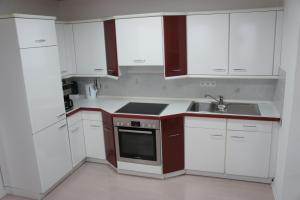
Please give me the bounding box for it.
[133,59,146,63]
[231,136,245,139]
[232,68,247,72]
[59,124,67,129]
[71,127,80,133]
[213,69,226,72]
[94,68,104,71]
[35,39,46,43]
[243,125,257,128]
[118,129,152,135]
[61,70,68,73]
[210,134,223,137]
[169,134,180,138]
[172,69,182,72]
[57,113,65,118]
[90,125,101,128]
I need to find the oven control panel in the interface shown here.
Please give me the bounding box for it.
[114,118,160,130]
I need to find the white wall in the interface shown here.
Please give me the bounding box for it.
[272,0,300,200]
[0,0,59,16]
[58,0,283,20]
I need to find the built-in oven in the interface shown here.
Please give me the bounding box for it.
[113,118,161,166]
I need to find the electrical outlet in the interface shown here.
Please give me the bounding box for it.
[200,81,216,87]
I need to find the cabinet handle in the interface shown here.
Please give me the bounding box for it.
[213,68,226,72]
[57,113,65,118]
[61,70,68,73]
[169,133,180,138]
[71,127,80,133]
[231,136,245,139]
[232,68,247,72]
[94,68,104,71]
[171,69,182,72]
[35,39,46,43]
[90,124,100,128]
[243,125,257,128]
[108,69,114,72]
[210,134,224,137]
[133,59,146,63]
[59,124,67,129]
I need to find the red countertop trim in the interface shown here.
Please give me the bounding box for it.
[66,107,281,122]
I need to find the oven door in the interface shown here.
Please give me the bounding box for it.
[114,127,161,166]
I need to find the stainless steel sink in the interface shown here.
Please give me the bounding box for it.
[187,102,261,116]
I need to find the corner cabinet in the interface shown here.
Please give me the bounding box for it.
[104,20,119,77]
[229,11,276,76]
[73,22,107,75]
[163,16,187,77]
[162,116,184,174]
[116,16,164,66]
[187,14,229,75]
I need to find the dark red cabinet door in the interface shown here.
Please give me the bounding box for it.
[163,16,187,77]
[102,112,117,167]
[161,116,184,174]
[104,20,119,77]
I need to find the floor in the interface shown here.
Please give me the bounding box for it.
[1,163,274,200]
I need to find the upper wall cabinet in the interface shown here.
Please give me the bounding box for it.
[164,16,187,77]
[187,14,229,75]
[104,20,119,77]
[116,17,164,66]
[229,11,276,76]
[15,18,57,48]
[73,22,107,75]
[56,23,77,77]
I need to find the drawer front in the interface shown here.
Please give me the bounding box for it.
[67,112,82,127]
[227,119,272,133]
[15,18,57,48]
[81,111,102,121]
[185,117,226,130]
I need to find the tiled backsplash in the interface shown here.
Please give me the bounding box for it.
[72,73,277,101]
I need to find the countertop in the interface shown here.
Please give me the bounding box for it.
[67,96,281,122]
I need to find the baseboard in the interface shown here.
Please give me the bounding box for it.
[118,169,164,179]
[163,170,186,179]
[4,186,42,200]
[186,170,272,184]
[86,157,108,164]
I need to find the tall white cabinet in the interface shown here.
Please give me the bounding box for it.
[0,14,72,199]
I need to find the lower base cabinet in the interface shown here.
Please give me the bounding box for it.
[226,130,271,178]
[162,117,184,174]
[33,119,73,193]
[83,120,106,160]
[185,127,226,173]
[68,121,86,167]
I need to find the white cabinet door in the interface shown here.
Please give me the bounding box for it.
[83,120,106,160]
[187,14,229,75]
[116,17,164,66]
[273,11,284,75]
[226,131,271,178]
[15,18,57,49]
[73,22,107,75]
[185,127,226,173]
[229,11,276,75]
[33,120,72,193]
[68,121,86,167]
[20,46,65,133]
[56,23,77,76]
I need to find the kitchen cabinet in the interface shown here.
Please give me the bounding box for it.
[56,23,77,76]
[20,46,66,134]
[116,16,164,66]
[229,11,276,76]
[162,116,184,174]
[33,120,72,193]
[83,120,106,160]
[187,14,229,75]
[68,120,86,167]
[73,22,107,75]
[273,10,284,75]
[164,16,187,77]
[15,18,57,48]
[185,117,226,173]
[102,112,117,167]
[104,20,119,77]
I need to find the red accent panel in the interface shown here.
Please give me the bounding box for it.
[102,112,117,167]
[164,16,187,77]
[104,20,119,77]
[161,116,184,174]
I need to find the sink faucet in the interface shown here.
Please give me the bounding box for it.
[205,94,227,112]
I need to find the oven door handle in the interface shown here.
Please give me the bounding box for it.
[118,129,153,135]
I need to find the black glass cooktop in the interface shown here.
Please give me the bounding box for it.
[115,102,169,115]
